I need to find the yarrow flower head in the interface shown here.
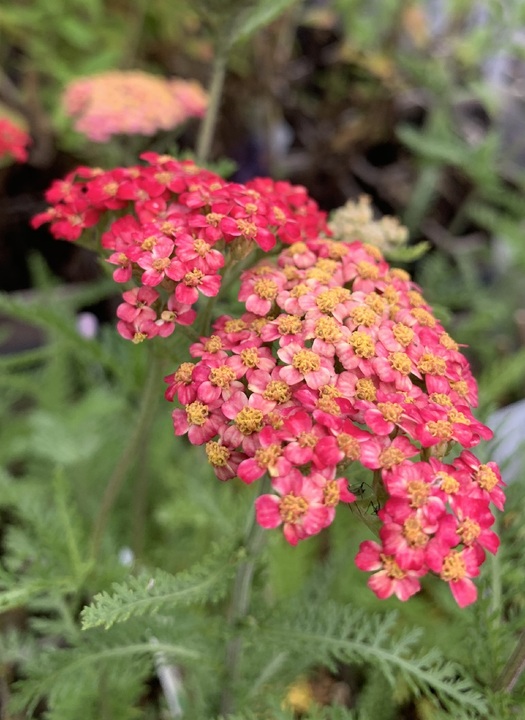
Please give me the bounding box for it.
[62,71,208,142]
[0,116,31,163]
[33,155,503,608]
[165,232,503,608]
[32,155,328,343]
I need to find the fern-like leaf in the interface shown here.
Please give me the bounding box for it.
[262,603,487,717]
[81,542,239,629]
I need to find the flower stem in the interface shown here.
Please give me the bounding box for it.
[220,478,270,716]
[495,628,525,693]
[90,350,162,560]
[196,43,227,165]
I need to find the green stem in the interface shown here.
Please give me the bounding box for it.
[220,478,270,716]
[494,628,525,694]
[196,44,228,165]
[90,350,162,560]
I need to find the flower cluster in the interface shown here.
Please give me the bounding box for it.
[166,235,503,607]
[0,117,31,163]
[329,195,408,253]
[31,155,328,342]
[62,71,208,142]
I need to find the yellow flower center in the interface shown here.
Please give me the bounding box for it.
[193,238,211,257]
[103,181,118,196]
[430,393,452,407]
[383,286,399,305]
[350,306,377,327]
[377,402,403,423]
[186,401,209,426]
[132,332,147,344]
[323,480,340,507]
[316,288,349,313]
[437,472,460,494]
[236,219,257,238]
[378,447,405,468]
[427,420,453,440]
[224,319,247,333]
[448,409,470,425]
[254,278,278,300]
[418,353,447,375]
[450,380,469,399]
[337,433,360,460]
[314,316,342,343]
[205,441,230,467]
[240,348,259,368]
[380,554,406,579]
[363,244,383,261]
[355,378,377,401]
[235,407,264,435]
[298,432,318,448]
[278,315,303,335]
[408,290,425,307]
[206,212,223,227]
[441,552,466,582]
[458,518,481,545]
[389,352,412,375]
[356,260,379,280]
[204,336,223,353]
[174,362,195,383]
[406,480,430,508]
[255,443,282,468]
[317,396,341,415]
[209,366,236,388]
[392,323,414,347]
[365,293,387,314]
[403,516,428,547]
[292,349,321,374]
[141,236,157,250]
[411,308,436,327]
[390,268,411,281]
[263,380,292,404]
[288,241,308,254]
[183,268,204,286]
[327,240,349,259]
[279,494,308,523]
[440,332,459,351]
[153,257,171,271]
[350,331,376,358]
[290,283,310,298]
[476,465,498,492]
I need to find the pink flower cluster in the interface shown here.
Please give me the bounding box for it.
[0,117,31,163]
[31,155,328,343]
[62,71,208,142]
[166,236,504,607]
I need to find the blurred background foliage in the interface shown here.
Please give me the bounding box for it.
[2,0,525,718]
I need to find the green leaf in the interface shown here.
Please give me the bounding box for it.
[229,0,298,47]
[81,543,239,629]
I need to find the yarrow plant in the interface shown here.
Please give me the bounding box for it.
[34,155,504,609]
[0,116,31,163]
[62,71,208,142]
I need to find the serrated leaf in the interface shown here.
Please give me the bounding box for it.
[81,543,238,629]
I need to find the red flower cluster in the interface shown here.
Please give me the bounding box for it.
[62,71,208,142]
[0,117,31,163]
[166,235,503,607]
[31,154,328,342]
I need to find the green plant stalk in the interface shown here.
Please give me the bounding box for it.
[90,350,162,560]
[196,43,228,165]
[220,478,270,716]
[494,628,525,694]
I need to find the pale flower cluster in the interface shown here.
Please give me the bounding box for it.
[62,71,208,143]
[329,195,408,252]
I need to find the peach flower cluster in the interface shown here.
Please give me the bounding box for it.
[62,71,208,142]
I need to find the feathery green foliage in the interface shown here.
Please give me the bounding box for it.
[81,541,240,629]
